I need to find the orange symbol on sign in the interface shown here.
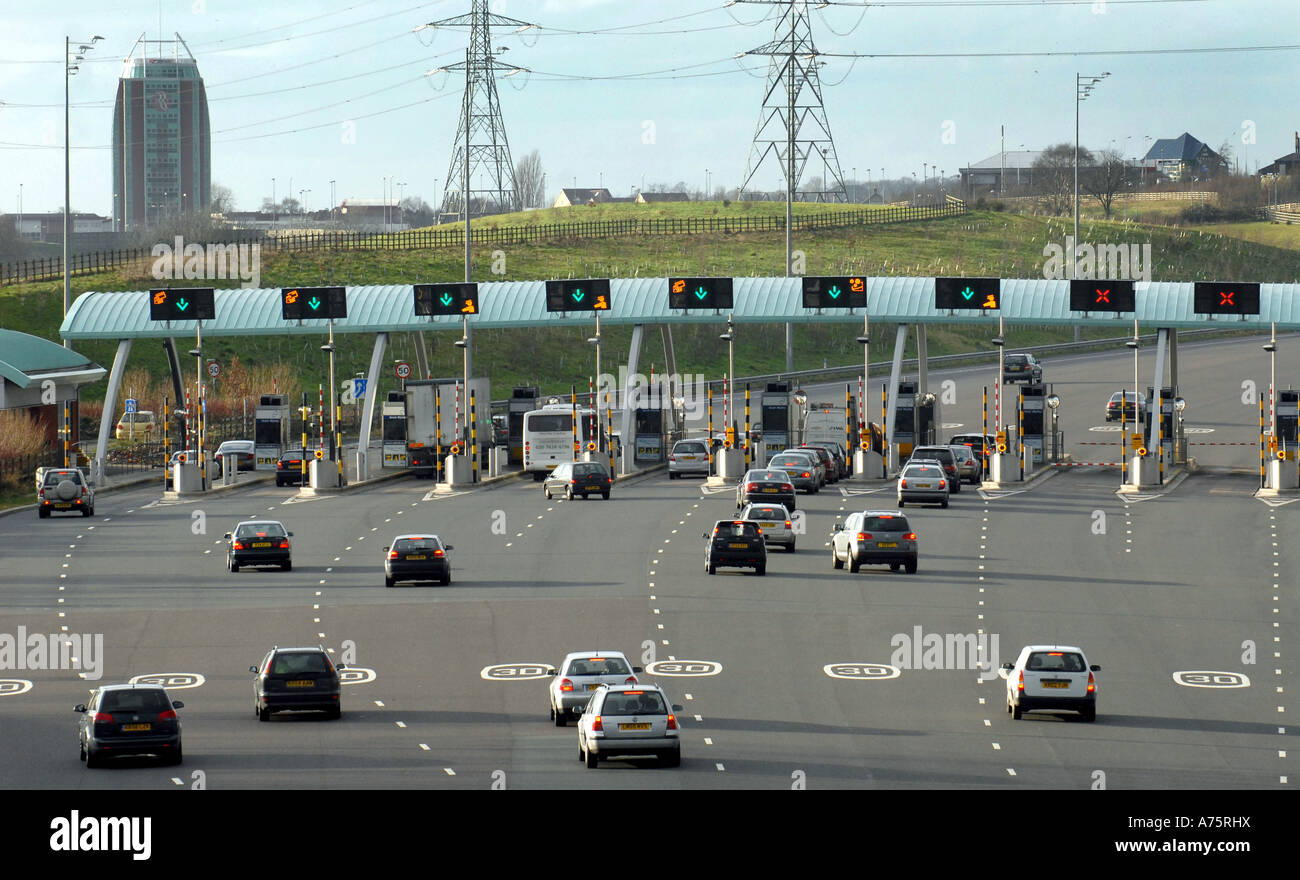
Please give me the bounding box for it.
[153,291,167,305]
[594,295,609,310]
[982,294,998,309]
[671,279,686,294]
[461,299,476,314]
[849,278,864,293]
[285,290,299,304]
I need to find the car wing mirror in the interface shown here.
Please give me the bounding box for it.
[382,546,389,552]
[335,663,347,671]
[287,531,294,537]
[1090,665,1101,672]
[444,545,453,551]
[223,533,232,541]
[632,666,644,674]
[1000,662,1014,670]
[74,704,86,713]
[672,704,683,712]
[171,700,184,710]
[249,665,258,673]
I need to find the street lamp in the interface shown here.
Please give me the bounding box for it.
[1264,326,1277,438]
[1075,72,1111,279]
[793,389,809,444]
[719,317,736,442]
[1046,393,1061,461]
[64,34,103,342]
[992,328,1006,431]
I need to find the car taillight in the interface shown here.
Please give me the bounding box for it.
[234,541,246,550]
[857,532,869,541]
[666,714,678,731]
[607,477,613,483]
[939,479,946,488]
[624,676,638,685]
[94,712,113,724]
[1087,671,1096,693]
[801,471,810,478]
[746,483,757,492]
[157,709,177,722]
[277,461,285,469]
[560,678,573,692]
[433,549,445,556]
[668,455,676,461]
[388,550,399,559]
[278,540,289,549]
[570,479,577,484]
[903,532,916,540]
[783,484,793,492]
[785,520,792,529]
[1017,670,1024,692]
[591,715,603,731]
[264,660,274,675]
[900,479,908,488]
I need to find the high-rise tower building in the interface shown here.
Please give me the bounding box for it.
[112,34,210,232]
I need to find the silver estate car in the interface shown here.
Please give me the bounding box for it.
[547,651,643,725]
[576,683,683,768]
[897,462,949,508]
[768,451,822,493]
[667,439,711,478]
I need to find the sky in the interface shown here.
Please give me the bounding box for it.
[1,0,1297,217]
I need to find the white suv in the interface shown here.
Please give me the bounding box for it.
[1003,644,1099,722]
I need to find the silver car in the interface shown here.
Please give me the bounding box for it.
[576,684,683,768]
[768,451,822,493]
[948,444,979,484]
[897,462,949,508]
[740,502,797,552]
[831,510,918,573]
[668,439,711,478]
[547,651,643,726]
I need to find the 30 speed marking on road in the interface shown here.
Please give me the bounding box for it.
[340,667,377,685]
[129,673,205,690]
[824,663,900,680]
[1172,670,1250,688]
[480,663,552,681]
[646,660,722,677]
[0,679,33,696]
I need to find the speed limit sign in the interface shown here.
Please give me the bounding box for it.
[395,362,412,380]
[207,361,220,378]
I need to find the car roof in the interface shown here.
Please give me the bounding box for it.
[596,684,665,694]
[857,510,911,518]
[92,683,168,693]
[235,519,287,528]
[391,533,443,541]
[1020,644,1086,654]
[562,650,629,661]
[269,645,329,653]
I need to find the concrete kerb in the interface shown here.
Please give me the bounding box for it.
[1115,464,1190,496]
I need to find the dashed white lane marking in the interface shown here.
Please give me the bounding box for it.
[984,720,991,726]
[374,700,385,707]
[395,721,406,728]
[704,737,713,745]
[419,743,430,751]
[992,743,1001,750]
[685,693,693,700]
[444,768,456,776]
[716,763,725,771]
[1006,769,1017,776]
[694,715,703,722]
[171,777,183,786]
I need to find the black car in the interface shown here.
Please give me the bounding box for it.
[226,520,293,572]
[908,446,962,493]
[735,468,797,512]
[251,645,344,721]
[76,684,183,767]
[543,460,614,500]
[801,442,847,480]
[704,519,767,576]
[797,444,839,483]
[1003,353,1043,384]
[384,534,453,586]
[276,449,310,487]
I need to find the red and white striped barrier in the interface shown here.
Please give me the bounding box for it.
[1052,461,1122,467]
[1186,442,1258,446]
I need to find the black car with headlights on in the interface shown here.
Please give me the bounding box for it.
[384,534,453,586]
[76,684,183,767]
[225,520,293,572]
[252,645,344,721]
[704,519,767,576]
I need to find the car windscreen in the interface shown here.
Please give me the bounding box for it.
[600,691,666,715]
[674,442,706,454]
[715,522,761,539]
[901,466,942,478]
[572,464,608,477]
[270,652,331,675]
[750,471,788,482]
[770,456,812,469]
[744,506,786,521]
[565,656,631,677]
[236,523,287,538]
[862,515,910,531]
[1026,652,1086,672]
[43,471,82,486]
[913,448,954,462]
[394,537,442,552]
[99,689,170,713]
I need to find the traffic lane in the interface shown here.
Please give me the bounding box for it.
[641,479,1008,787]
[980,471,1283,788]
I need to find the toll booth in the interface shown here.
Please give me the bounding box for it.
[1144,386,1180,461]
[916,390,940,448]
[253,394,289,470]
[892,381,917,457]
[760,382,791,460]
[1279,390,1299,457]
[1018,384,1046,463]
[382,391,408,468]
[508,386,540,464]
[634,408,665,463]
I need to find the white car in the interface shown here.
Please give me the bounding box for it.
[576,684,682,768]
[667,439,711,478]
[547,651,643,726]
[739,502,797,552]
[1003,644,1099,722]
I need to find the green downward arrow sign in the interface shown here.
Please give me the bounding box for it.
[694,287,708,300]
[827,286,841,300]
[308,297,322,310]
[439,293,453,306]
[176,298,190,312]
[571,290,584,303]
[961,286,975,300]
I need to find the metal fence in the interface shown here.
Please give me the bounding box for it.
[0,203,965,286]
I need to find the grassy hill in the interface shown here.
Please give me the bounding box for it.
[2,202,1297,410]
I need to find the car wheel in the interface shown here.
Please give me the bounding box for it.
[849,556,861,574]
[1011,701,1023,720]
[669,472,678,480]
[951,482,961,494]
[442,571,452,586]
[79,738,86,762]
[565,486,573,501]
[385,576,394,588]
[259,706,271,722]
[601,492,610,500]
[941,499,949,509]
[707,562,717,575]
[555,711,566,728]
[171,745,184,765]
[281,561,292,571]
[228,558,239,573]
[82,507,92,517]
[544,486,552,499]
[905,559,918,575]
[328,705,342,720]
[659,748,681,768]
[584,744,598,769]
[897,500,905,508]
[889,563,900,572]
[1082,705,1097,722]
[38,508,49,519]
[831,547,843,569]
[755,565,766,576]
[85,747,100,768]
[787,540,796,553]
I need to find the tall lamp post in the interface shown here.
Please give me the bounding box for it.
[1074,72,1111,277]
[64,34,103,342]
[719,317,736,444]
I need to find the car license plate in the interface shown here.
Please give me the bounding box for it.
[287,680,314,688]
[252,541,272,548]
[916,483,931,489]
[585,484,601,491]
[586,684,602,691]
[406,554,426,560]
[762,487,779,493]
[729,542,749,549]
[54,503,72,509]
[877,542,898,548]
[1041,681,1069,689]
[619,723,651,731]
[122,723,151,732]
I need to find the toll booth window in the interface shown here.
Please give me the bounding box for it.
[761,406,789,431]
[1022,413,1044,434]
[383,419,406,444]
[635,411,663,433]
[895,409,914,433]
[254,420,279,444]
[508,413,524,441]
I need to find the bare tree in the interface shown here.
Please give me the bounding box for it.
[1082,149,1131,219]
[400,196,435,228]
[1033,142,1093,215]
[514,150,545,210]
[209,183,235,215]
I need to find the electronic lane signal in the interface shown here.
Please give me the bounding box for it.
[282,286,347,320]
[802,276,866,309]
[545,278,611,313]
[1070,279,1136,313]
[935,277,1000,311]
[668,277,734,311]
[148,287,215,321]
[414,283,479,316]
[1193,281,1261,316]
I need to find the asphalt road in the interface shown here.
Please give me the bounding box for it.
[0,335,1293,791]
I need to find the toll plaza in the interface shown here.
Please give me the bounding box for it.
[508,386,540,464]
[381,391,408,468]
[1017,384,1046,467]
[760,382,792,462]
[634,407,666,464]
[254,394,289,470]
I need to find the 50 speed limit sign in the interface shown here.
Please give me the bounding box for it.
[395,362,412,380]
